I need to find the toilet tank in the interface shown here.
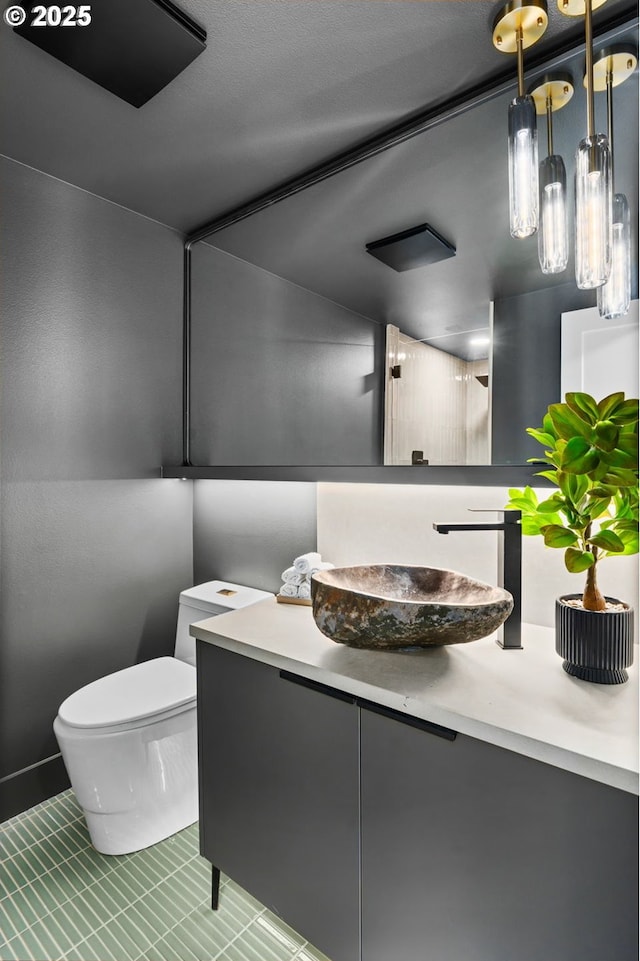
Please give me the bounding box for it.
[174,581,274,665]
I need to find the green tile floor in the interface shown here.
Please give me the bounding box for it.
[0,791,330,961]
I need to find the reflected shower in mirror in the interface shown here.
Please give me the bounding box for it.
[384,322,491,466]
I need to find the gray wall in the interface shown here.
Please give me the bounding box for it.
[491,283,596,465]
[190,243,384,466]
[0,157,193,818]
[193,481,317,595]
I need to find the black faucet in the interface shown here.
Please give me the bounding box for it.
[432,510,522,650]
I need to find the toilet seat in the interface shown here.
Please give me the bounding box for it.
[57,657,196,731]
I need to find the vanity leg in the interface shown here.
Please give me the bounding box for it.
[211,865,221,911]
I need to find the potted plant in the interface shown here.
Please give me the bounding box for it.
[506,391,638,684]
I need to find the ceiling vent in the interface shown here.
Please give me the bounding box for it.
[13,0,206,107]
[365,223,456,272]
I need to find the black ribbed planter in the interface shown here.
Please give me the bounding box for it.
[555,595,634,684]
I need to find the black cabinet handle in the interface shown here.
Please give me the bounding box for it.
[279,670,356,705]
[279,672,457,738]
[359,698,457,741]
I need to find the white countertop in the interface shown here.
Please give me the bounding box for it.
[191,598,639,795]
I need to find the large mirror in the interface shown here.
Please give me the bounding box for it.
[188,21,638,469]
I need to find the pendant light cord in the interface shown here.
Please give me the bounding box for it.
[585,0,595,138]
[606,68,615,189]
[516,28,525,97]
[546,95,554,156]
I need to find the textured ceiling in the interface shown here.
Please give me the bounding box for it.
[1,0,638,355]
[0,0,635,232]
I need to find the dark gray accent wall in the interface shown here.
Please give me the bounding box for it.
[2,158,184,482]
[0,157,193,819]
[190,243,383,466]
[193,481,317,596]
[491,284,596,465]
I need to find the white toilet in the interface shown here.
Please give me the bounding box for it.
[53,580,272,855]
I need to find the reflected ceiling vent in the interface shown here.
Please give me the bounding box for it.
[365,223,456,272]
[13,0,206,107]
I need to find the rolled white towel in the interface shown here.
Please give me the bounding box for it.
[309,561,335,574]
[293,551,322,574]
[279,583,299,598]
[281,566,305,585]
[298,580,311,600]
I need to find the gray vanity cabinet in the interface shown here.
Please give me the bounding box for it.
[196,642,360,961]
[198,643,638,961]
[360,704,639,961]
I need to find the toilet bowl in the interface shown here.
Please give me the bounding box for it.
[53,580,272,855]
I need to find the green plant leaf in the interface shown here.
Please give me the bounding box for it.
[505,497,534,512]
[548,404,594,442]
[593,420,619,452]
[600,469,638,488]
[507,487,538,506]
[542,412,557,437]
[534,469,559,484]
[520,517,540,535]
[609,399,639,426]
[585,496,611,520]
[618,529,640,556]
[587,530,625,552]
[526,428,556,448]
[566,392,599,423]
[564,547,595,573]
[561,437,600,474]
[588,460,611,482]
[610,519,640,532]
[588,486,616,497]
[505,488,540,514]
[617,431,639,456]
[574,473,590,501]
[556,471,589,504]
[541,525,578,548]
[521,514,564,536]
[597,392,626,420]
[537,496,565,513]
[600,447,638,470]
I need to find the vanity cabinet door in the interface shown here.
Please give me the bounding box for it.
[197,642,360,961]
[360,703,638,961]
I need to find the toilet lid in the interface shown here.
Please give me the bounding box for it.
[58,657,196,729]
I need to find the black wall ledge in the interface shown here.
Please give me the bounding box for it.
[160,464,553,486]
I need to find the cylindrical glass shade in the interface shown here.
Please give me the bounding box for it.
[574,133,612,289]
[598,193,631,319]
[538,154,568,274]
[508,96,538,239]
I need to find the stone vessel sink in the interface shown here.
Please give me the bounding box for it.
[311,565,513,650]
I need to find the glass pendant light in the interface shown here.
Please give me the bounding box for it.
[508,96,539,238]
[589,45,637,318]
[558,0,612,289]
[574,138,611,289]
[530,75,574,272]
[493,1,549,239]
[599,193,632,317]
